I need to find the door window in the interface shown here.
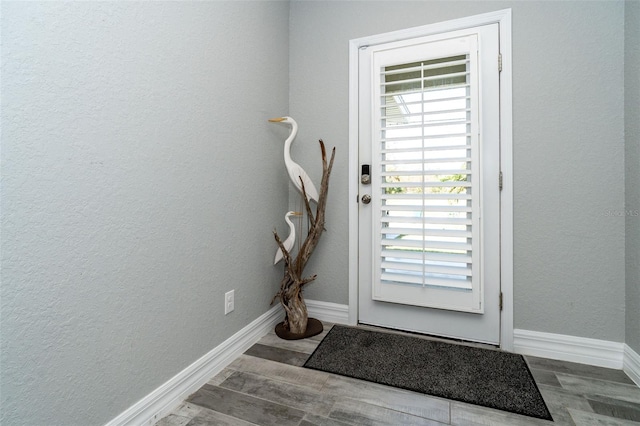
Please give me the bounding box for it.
[371,35,482,312]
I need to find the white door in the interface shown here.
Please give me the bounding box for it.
[357,24,501,344]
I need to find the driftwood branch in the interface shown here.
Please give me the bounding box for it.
[272,139,335,334]
[299,177,316,229]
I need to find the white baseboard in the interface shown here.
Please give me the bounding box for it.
[305,299,349,325]
[105,305,283,426]
[624,344,640,386]
[513,329,625,369]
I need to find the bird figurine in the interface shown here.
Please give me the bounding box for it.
[268,116,320,204]
[274,211,303,265]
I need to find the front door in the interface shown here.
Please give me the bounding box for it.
[357,24,501,344]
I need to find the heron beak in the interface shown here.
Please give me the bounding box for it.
[268,117,286,122]
[292,212,303,216]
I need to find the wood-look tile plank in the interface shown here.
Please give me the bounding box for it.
[226,354,329,390]
[567,408,640,425]
[185,406,258,426]
[530,368,562,387]
[186,384,305,426]
[539,383,595,412]
[537,383,593,425]
[525,356,635,386]
[207,368,236,386]
[299,413,353,426]
[219,371,335,417]
[321,373,450,423]
[329,398,447,426]
[168,402,204,418]
[258,333,320,354]
[587,396,640,422]
[450,402,554,426]
[556,374,640,404]
[155,414,191,426]
[545,408,576,426]
[244,343,310,366]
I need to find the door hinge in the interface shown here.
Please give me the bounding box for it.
[499,292,503,311]
[498,53,502,72]
[499,171,503,190]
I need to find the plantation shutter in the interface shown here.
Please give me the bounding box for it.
[371,34,483,312]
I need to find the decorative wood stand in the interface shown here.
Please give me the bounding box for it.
[272,140,335,339]
[275,317,323,340]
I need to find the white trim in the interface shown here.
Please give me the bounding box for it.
[348,9,513,349]
[497,10,514,353]
[105,305,283,426]
[624,344,640,386]
[306,299,350,325]
[348,35,360,327]
[349,9,513,48]
[513,329,625,370]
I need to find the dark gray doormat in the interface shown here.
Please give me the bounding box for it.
[303,326,553,421]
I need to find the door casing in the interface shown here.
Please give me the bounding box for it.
[347,9,514,350]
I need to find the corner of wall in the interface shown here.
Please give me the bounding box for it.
[625,0,640,355]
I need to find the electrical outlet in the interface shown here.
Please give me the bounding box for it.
[225,290,235,315]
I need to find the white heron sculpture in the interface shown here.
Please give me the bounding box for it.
[269,116,320,204]
[274,211,303,265]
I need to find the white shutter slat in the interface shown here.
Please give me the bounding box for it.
[380,273,472,290]
[380,133,471,142]
[381,120,470,132]
[381,192,472,200]
[381,144,470,153]
[381,217,472,226]
[381,156,471,165]
[381,238,472,251]
[379,205,472,214]
[382,71,469,89]
[381,183,471,191]
[382,94,470,106]
[381,249,472,263]
[382,107,469,119]
[381,58,468,77]
[381,261,472,277]
[380,170,471,176]
[382,227,472,237]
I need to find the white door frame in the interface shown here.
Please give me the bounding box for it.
[348,9,514,350]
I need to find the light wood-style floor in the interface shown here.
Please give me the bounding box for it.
[155,323,640,426]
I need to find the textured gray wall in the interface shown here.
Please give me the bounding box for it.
[0,2,634,425]
[625,0,640,354]
[289,1,627,342]
[0,2,289,425]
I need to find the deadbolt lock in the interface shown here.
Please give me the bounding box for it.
[361,194,371,204]
[361,164,371,185]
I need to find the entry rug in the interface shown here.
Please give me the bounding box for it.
[304,326,553,421]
